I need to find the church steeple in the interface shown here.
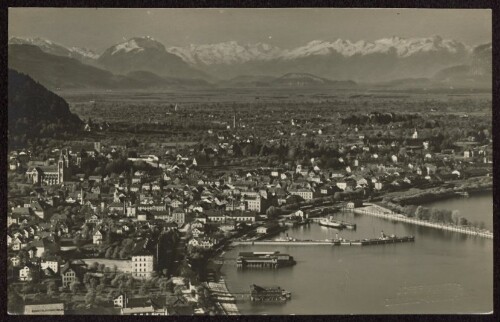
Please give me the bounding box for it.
[58,150,66,184]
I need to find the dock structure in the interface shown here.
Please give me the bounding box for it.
[236,251,295,269]
[250,284,291,303]
[207,279,240,315]
[356,203,493,239]
[232,234,415,247]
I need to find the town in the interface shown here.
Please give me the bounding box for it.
[6,7,493,316]
[7,91,493,315]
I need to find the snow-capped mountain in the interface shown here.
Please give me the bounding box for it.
[168,41,282,65]
[8,35,490,86]
[97,37,208,80]
[8,37,99,63]
[166,35,473,81]
[281,35,470,59]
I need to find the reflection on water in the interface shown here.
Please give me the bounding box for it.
[221,196,493,315]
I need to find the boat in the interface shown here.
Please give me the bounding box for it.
[274,236,295,242]
[342,221,357,230]
[319,217,345,229]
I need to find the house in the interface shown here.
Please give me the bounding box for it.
[190,220,205,229]
[19,264,37,281]
[113,293,166,315]
[336,181,347,191]
[188,237,217,249]
[93,230,104,245]
[219,221,236,232]
[26,238,60,258]
[191,227,204,238]
[346,200,363,209]
[171,208,186,226]
[86,214,102,224]
[60,262,86,288]
[256,226,269,234]
[41,260,60,274]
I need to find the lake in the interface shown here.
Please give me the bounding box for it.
[221,194,493,315]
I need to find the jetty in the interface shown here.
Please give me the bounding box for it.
[232,233,414,247]
[236,251,295,269]
[355,203,493,239]
[250,284,291,302]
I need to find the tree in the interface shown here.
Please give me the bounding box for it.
[451,210,461,225]
[70,281,80,295]
[459,217,468,226]
[96,284,105,296]
[415,206,430,221]
[105,247,114,259]
[112,247,120,259]
[85,290,97,307]
[46,280,57,296]
[174,285,185,297]
[139,283,148,295]
[8,288,24,314]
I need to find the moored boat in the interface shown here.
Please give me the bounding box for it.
[319,217,344,228]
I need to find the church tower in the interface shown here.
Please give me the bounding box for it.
[58,150,66,184]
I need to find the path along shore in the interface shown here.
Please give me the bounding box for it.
[355,203,493,239]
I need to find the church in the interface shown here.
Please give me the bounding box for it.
[26,149,75,186]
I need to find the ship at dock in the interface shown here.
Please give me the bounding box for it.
[236,251,296,269]
[319,216,356,229]
[334,231,414,246]
[250,284,291,303]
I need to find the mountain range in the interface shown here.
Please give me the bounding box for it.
[8,35,492,89]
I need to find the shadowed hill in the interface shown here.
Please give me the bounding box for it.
[8,68,84,146]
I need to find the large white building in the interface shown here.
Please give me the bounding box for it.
[131,253,154,279]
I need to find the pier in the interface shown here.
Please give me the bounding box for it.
[236,251,296,268]
[232,235,414,247]
[355,203,493,239]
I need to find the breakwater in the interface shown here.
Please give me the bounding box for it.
[355,204,493,239]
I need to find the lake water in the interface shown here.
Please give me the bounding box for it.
[221,194,493,315]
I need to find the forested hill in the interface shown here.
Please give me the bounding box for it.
[8,69,83,146]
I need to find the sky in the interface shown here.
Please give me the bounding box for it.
[9,8,492,53]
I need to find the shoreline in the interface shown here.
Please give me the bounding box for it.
[355,203,493,239]
[206,277,241,315]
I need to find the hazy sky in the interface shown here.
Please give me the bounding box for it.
[9,8,492,53]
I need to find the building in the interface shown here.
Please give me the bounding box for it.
[244,195,265,213]
[93,230,104,245]
[41,260,59,274]
[24,300,65,315]
[113,294,166,315]
[26,150,73,185]
[60,262,85,288]
[19,265,35,281]
[289,188,314,200]
[188,237,217,249]
[131,253,154,279]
